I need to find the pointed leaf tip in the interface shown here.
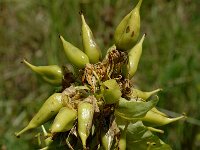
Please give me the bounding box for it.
[136,0,143,10]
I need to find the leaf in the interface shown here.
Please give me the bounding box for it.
[115,97,158,120]
[126,121,172,150]
[101,79,122,104]
[102,79,119,89]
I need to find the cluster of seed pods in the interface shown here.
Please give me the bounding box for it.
[15,0,184,149]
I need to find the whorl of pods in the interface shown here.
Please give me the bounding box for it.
[15,0,185,149]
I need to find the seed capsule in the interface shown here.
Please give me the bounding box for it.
[102,79,122,104]
[130,88,162,100]
[151,107,168,117]
[127,34,145,78]
[23,59,63,86]
[15,93,63,137]
[60,35,89,69]
[114,0,143,51]
[101,129,114,150]
[78,102,94,149]
[118,123,128,150]
[81,13,101,64]
[50,107,77,133]
[142,109,185,126]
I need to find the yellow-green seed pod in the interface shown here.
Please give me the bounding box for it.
[81,14,101,64]
[101,129,114,150]
[15,93,63,137]
[60,35,89,69]
[130,88,162,100]
[114,0,143,51]
[150,107,168,117]
[118,123,128,150]
[127,34,145,78]
[23,60,63,86]
[142,108,185,126]
[78,102,94,149]
[50,107,77,133]
[102,79,122,104]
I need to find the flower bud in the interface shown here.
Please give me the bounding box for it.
[127,34,145,78]
[15,93,63,137]
[114,0,143,51]
[50,107,77,133]
[60,35,89,69]
[130,88,162,100]
[78,102,94,148]
[23,59,63,86]
[81,13,102,64]
[142,109,185,126]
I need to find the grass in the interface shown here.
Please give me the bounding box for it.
[0,0,200,149]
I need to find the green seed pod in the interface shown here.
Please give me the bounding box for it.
[101,129,114,150]
[23,59,63,86]
[60,35,89,69]
[130,88,162,100]
[151,107,168,117]
[127,34,145,78]
[118,123,128,150]
[114,0,143,51]
[78,102,94,149]
[102,79,122,104]
[142,109,185,126]
[81,13,102,64]
[50,107,77,133]
[15,93,63,137]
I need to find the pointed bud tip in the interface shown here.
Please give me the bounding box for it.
[15,132,20,138]
[139,33,146,44]
[23,59,31,66]
[136,0,143,9]
[79,10,83,15]
[80,13,86,24]
[154,88,163,93]
[21,57,28,63]
[174,115,185,121]
[23,59,28,65]
[22,58,26,63]
[59,35,65,43]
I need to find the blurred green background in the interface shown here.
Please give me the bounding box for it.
[0,0,200,149]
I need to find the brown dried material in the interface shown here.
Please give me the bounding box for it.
[61,66,76,91]
[62,86,77,108]
[82,48,128,94]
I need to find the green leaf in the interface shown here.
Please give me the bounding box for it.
[102,79,122,104]
[126,121,172,150]
[102,79,119,89]
[115,97,158,120]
